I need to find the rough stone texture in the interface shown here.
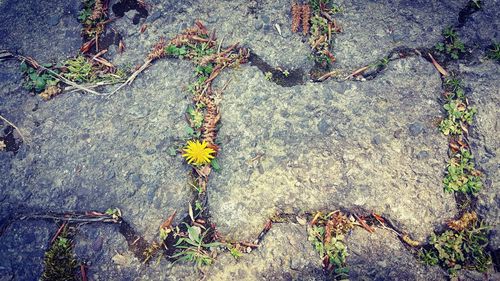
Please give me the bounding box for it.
[461,61,500,249]
[0,0,81,62]
[0,0,499,280]
[460,0,500,52]
[0,59,196,242]
[332,0,468,70]
[0,221,51,280]
[205,224,323,281]
[347,228,446,280]
[209,57,456,242]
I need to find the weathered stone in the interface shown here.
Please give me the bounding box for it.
[347,228,447,280]
[209,57,456,243]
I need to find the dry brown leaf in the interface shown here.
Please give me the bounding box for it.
[428,53,448,76]
[0,140,5,151]
[160,210,177,230]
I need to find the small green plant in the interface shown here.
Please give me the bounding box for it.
[78,0,96,23]
[420,219,491,275]
[309,0,342,14]
[264,71,273,81]
[444,77,465,97]
[435,27,465,59]
[186,105,204,129]
[20,62,59,92]
[165,45,188,59]
[172,225,221,266]
[193,42,215,59]
[443,149,482,194]
[487,42,500,62]
[227,244,243,259]
[308,226,349,279]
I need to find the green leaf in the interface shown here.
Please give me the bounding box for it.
[187,226,202,244]
[211,158,221,172]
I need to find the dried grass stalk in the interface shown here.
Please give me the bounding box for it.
[147,37,166,61]
[302,4,311,35]
[291,2,301,33]
[90,0,105,21]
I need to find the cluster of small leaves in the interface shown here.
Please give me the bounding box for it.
[420,220,492,275]
[443,149,482,194]
[308,226,349,279]
[172,224,221,267]
[309,0,342,14]
[20,62,59,92]
[487,42,500,62]
[439,78,476,136]
[41,233,78,281]
[435,27,466,60]
[307,212,353,280]
[306,1,342,68]
[78,0,95,23]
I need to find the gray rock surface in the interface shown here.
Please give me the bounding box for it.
[209,57,456,242]
[347,228,446,280]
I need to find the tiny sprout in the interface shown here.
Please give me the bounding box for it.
[264,71,273,81]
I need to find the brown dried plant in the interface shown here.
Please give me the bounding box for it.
[302,4,311,35]
[147,37,166,61]
[291,2,302,33]
[0,140,5,151]
[90,0,107,21]
[447,212,478,231]
[194,94,220,149]
[39,85,62,101]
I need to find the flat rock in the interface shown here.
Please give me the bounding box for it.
[209,57,456,242]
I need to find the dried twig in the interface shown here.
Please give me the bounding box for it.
[0,114,26,143]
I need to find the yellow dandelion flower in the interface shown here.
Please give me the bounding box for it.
[182,140,215,165]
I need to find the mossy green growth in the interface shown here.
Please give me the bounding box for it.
[41,232,79,281]
[420,220,491,275]
[435,27,465,60]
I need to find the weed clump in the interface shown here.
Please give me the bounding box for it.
[420,212,492,275]
[308,211,353,280]
[435,27,466,60]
